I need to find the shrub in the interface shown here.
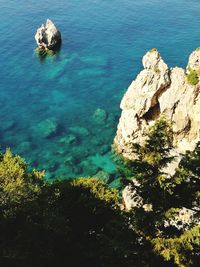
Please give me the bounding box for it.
[186,69,199,85]
[149,48,158,53]
[154,66,161,74]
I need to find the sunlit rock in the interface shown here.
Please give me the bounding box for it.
[35,19,61,50]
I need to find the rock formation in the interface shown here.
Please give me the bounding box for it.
[114,48,200,175]
[35,19,61,50]
[115,48,200,213]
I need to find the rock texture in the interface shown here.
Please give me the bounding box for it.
[164,207,200,231]
[114,48,200,173]
[122,181,153,212]
[35,19,61,50]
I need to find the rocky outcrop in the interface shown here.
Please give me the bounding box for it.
[164,207,200,231]
[114,48,200,174]
[35,19,61,50]
[187,48,200,70]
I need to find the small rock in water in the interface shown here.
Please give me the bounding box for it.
[35,19,61,51]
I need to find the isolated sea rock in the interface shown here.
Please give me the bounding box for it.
[35,19,61,50]
[114,48,200,175]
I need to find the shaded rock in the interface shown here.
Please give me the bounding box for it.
[114,48,200,174]
[35,19,61,50]
[93,108,108,125]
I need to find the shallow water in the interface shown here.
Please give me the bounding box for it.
[0,0,200,183]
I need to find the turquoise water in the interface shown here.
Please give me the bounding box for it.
[0,0,200,182]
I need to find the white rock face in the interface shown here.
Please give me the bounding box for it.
[122,181,153,212]
[122,182,143,211]
[187,48,200,70]
[35,19,61,50]
[114,49,200,173]
[164,207,200,231]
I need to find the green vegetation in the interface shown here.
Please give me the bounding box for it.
[117,117,200,266]
[154,66,161,73]
[0,149,157,267]
[0,118,199,267]
[186,67,200,85]
[186,69,199,85]
[149,48,158,53]
[153,225,200,267]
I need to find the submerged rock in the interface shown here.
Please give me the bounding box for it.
[59,134,77,145]
[114,48,200,174]
[93,108,108,125]
[95,171,110,183]
[33,118,58,138]
[69,126,90,137]
[35,19,61,50]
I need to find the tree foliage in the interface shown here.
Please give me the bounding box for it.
[0,149,156,267]
[118,117,200,266]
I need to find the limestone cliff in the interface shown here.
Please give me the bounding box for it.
[114,48,200,173]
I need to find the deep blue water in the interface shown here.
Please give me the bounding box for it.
[0,0,200,183]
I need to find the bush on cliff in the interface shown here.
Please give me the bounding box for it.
[186,68,199,85]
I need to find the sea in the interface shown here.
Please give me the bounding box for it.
[0,0,200,185]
